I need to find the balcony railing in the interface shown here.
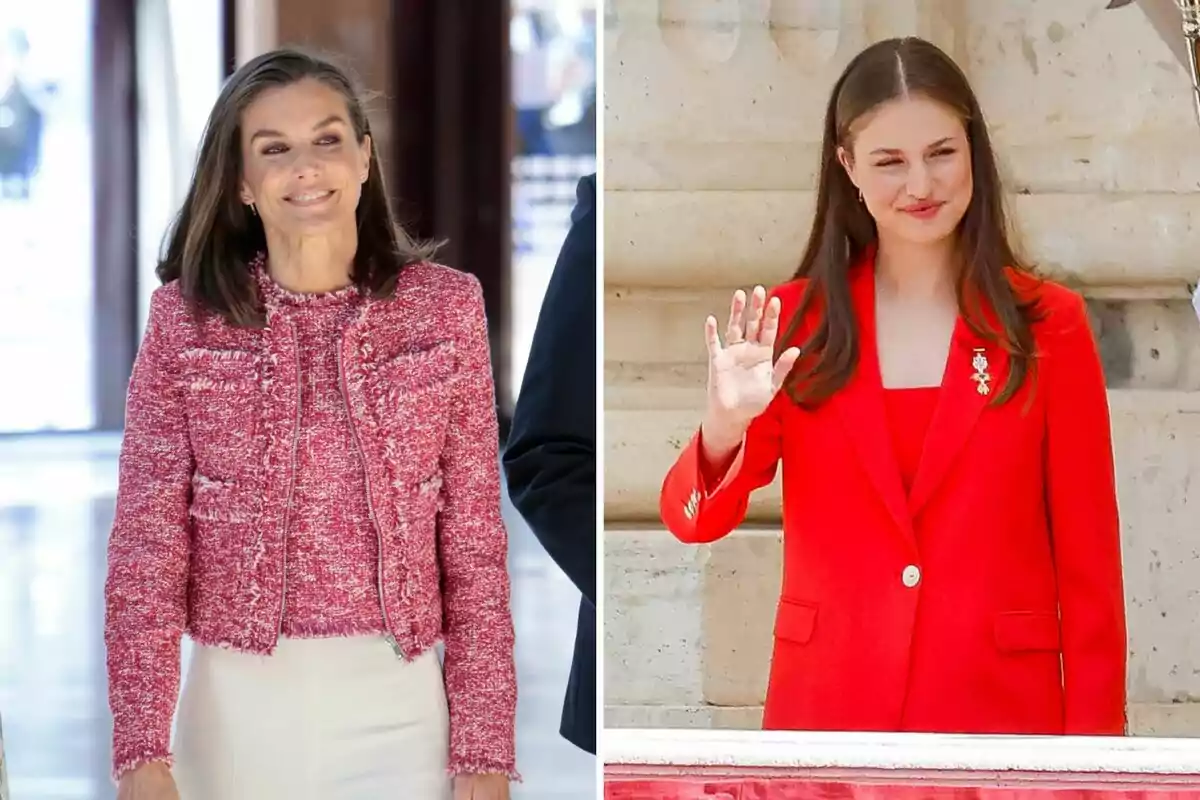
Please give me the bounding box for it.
[605,729,1200,796]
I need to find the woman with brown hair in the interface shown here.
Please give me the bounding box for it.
[107,49,515,799]
[660,37,1127,736]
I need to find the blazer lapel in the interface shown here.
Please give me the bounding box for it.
[829,259,916,544]
[907,307,1006,517]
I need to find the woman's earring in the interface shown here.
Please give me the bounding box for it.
[858,189,864,203]
[249,202,258,216]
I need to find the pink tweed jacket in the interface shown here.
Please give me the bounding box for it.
[103,260,517,781]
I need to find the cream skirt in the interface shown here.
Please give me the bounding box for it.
[172,635,451,800]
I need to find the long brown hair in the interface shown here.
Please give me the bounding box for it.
[157,48,437,326]
[779,37,1041,406]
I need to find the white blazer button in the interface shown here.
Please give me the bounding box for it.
[902,565,921,588]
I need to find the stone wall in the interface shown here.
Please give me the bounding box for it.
[604,0,1200,735]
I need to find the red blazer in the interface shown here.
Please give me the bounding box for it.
[660,253,1127,736]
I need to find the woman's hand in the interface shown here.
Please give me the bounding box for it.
[453,772,510,800]
[701,285,801,458]
[116,762,180,800]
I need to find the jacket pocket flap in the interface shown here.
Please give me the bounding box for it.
[774,598,818,645]
[994,611,1061,653]
[189,474,255,523]
[376,340,457,390]
[180,348,260,389]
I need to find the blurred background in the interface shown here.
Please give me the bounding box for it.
[0,0,595,797]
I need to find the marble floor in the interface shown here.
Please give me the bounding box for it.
[0,433,595,799]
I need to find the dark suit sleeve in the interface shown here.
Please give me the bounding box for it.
[503,174,597,607]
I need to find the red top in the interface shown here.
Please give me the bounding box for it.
[883,387,940,494]
[258,276,389,637]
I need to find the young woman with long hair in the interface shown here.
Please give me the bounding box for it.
[660,37,1127,737]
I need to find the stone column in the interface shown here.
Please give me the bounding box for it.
[604,0,1200,735]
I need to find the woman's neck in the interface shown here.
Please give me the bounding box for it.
[263,227,357,294]
[873,233,958,304]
